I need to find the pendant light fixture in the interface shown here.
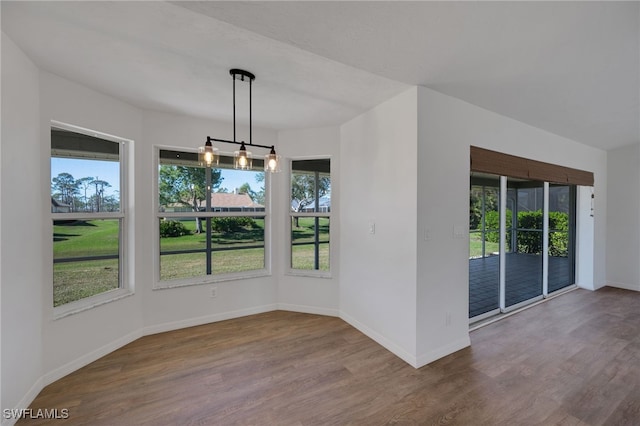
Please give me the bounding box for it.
[200,69,281,173]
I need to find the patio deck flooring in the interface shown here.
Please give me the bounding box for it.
[469,254,572,318]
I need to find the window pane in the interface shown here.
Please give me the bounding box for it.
[291,159,331,213]
[505,181,544,308]
[159,217,206,281]
[291,217,330,270]
[211,217,265,274]
[159,216,266,280]
[469,181,501,318]
[548,185,576,292]
[51,129,120,213]
[53,219,120,306]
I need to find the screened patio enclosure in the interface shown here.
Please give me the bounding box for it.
[469,172,577,321]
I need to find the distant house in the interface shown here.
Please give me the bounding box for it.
[51,197,71,213]
[292,195,331,213]
[163,192,264,213]
[203,192,264,212]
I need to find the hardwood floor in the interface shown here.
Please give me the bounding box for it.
[19,287,640,425]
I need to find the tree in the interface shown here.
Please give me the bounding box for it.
[91,179,111,212]
[252,172,265,205]
[291,173,330,227]
[52,172,80,211]
[77,177,95,211]
[159,165,222,233]
[238,182,258,201]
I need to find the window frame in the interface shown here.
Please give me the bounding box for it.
[153,145,272,289]
[287,156,332,278]
[50,120,132,319]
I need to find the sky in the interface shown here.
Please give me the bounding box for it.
[51,158,120,197]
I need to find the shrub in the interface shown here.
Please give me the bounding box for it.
[160,220,190,237]
[549,211,569,257]
[481,210,568,255]
[211,217,256,234]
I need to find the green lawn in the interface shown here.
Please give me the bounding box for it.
[53,220,120,306]
[469,232,499,258]
[291,217,329,271]
[54,259,119,306]
[54,219,119,257]
[53,217,331,304]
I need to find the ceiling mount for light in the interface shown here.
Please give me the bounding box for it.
[200,69,281,173]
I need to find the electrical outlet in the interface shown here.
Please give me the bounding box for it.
[210,287,218,298]
[369,222,376,235]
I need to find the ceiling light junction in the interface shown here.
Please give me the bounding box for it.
[200,69,281,173]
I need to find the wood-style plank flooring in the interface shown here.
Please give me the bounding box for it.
[19,287,640,425]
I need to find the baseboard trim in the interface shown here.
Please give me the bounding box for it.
[415,336,471,368]
[1,377,45,426]
[277,303,339,317]
[340,311,418,368]
[43,329,143,386]
[606,282,640,292]
[142,304,278,336]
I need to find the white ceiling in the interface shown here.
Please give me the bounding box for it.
[3,1,639,150]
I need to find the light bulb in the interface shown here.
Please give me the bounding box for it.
[268,157,277,171]
[199,141,218,167]
[239,154,247,168]
[204,151,213,166]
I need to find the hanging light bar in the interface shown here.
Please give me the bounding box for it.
[201,69,281,173]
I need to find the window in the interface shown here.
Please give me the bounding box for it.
[290,159,331,274]
[51,123,128,311]
[157,149,267,285]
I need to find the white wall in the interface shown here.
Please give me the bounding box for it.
[141,111,279,333]
[39,71,145,379]
[416,87,471,365]
[276,127,340,316]
[606,143,640,291]
[1,33,44,416]
[415,85,607,363]
[340,88,419,365]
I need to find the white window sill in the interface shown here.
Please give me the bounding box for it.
[53,288,134,320]
[286,269,332,279]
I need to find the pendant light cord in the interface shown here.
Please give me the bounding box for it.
[233,73,237,142]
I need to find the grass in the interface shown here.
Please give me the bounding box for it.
[53,220,120,306]
[159,248,266,281]
[469,232,499,258]
[53,217,331,303]
[292,243,329,271]
[54,219,119,257]
[54,259,119,306]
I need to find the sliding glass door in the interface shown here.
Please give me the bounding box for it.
[469,176,577,321]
